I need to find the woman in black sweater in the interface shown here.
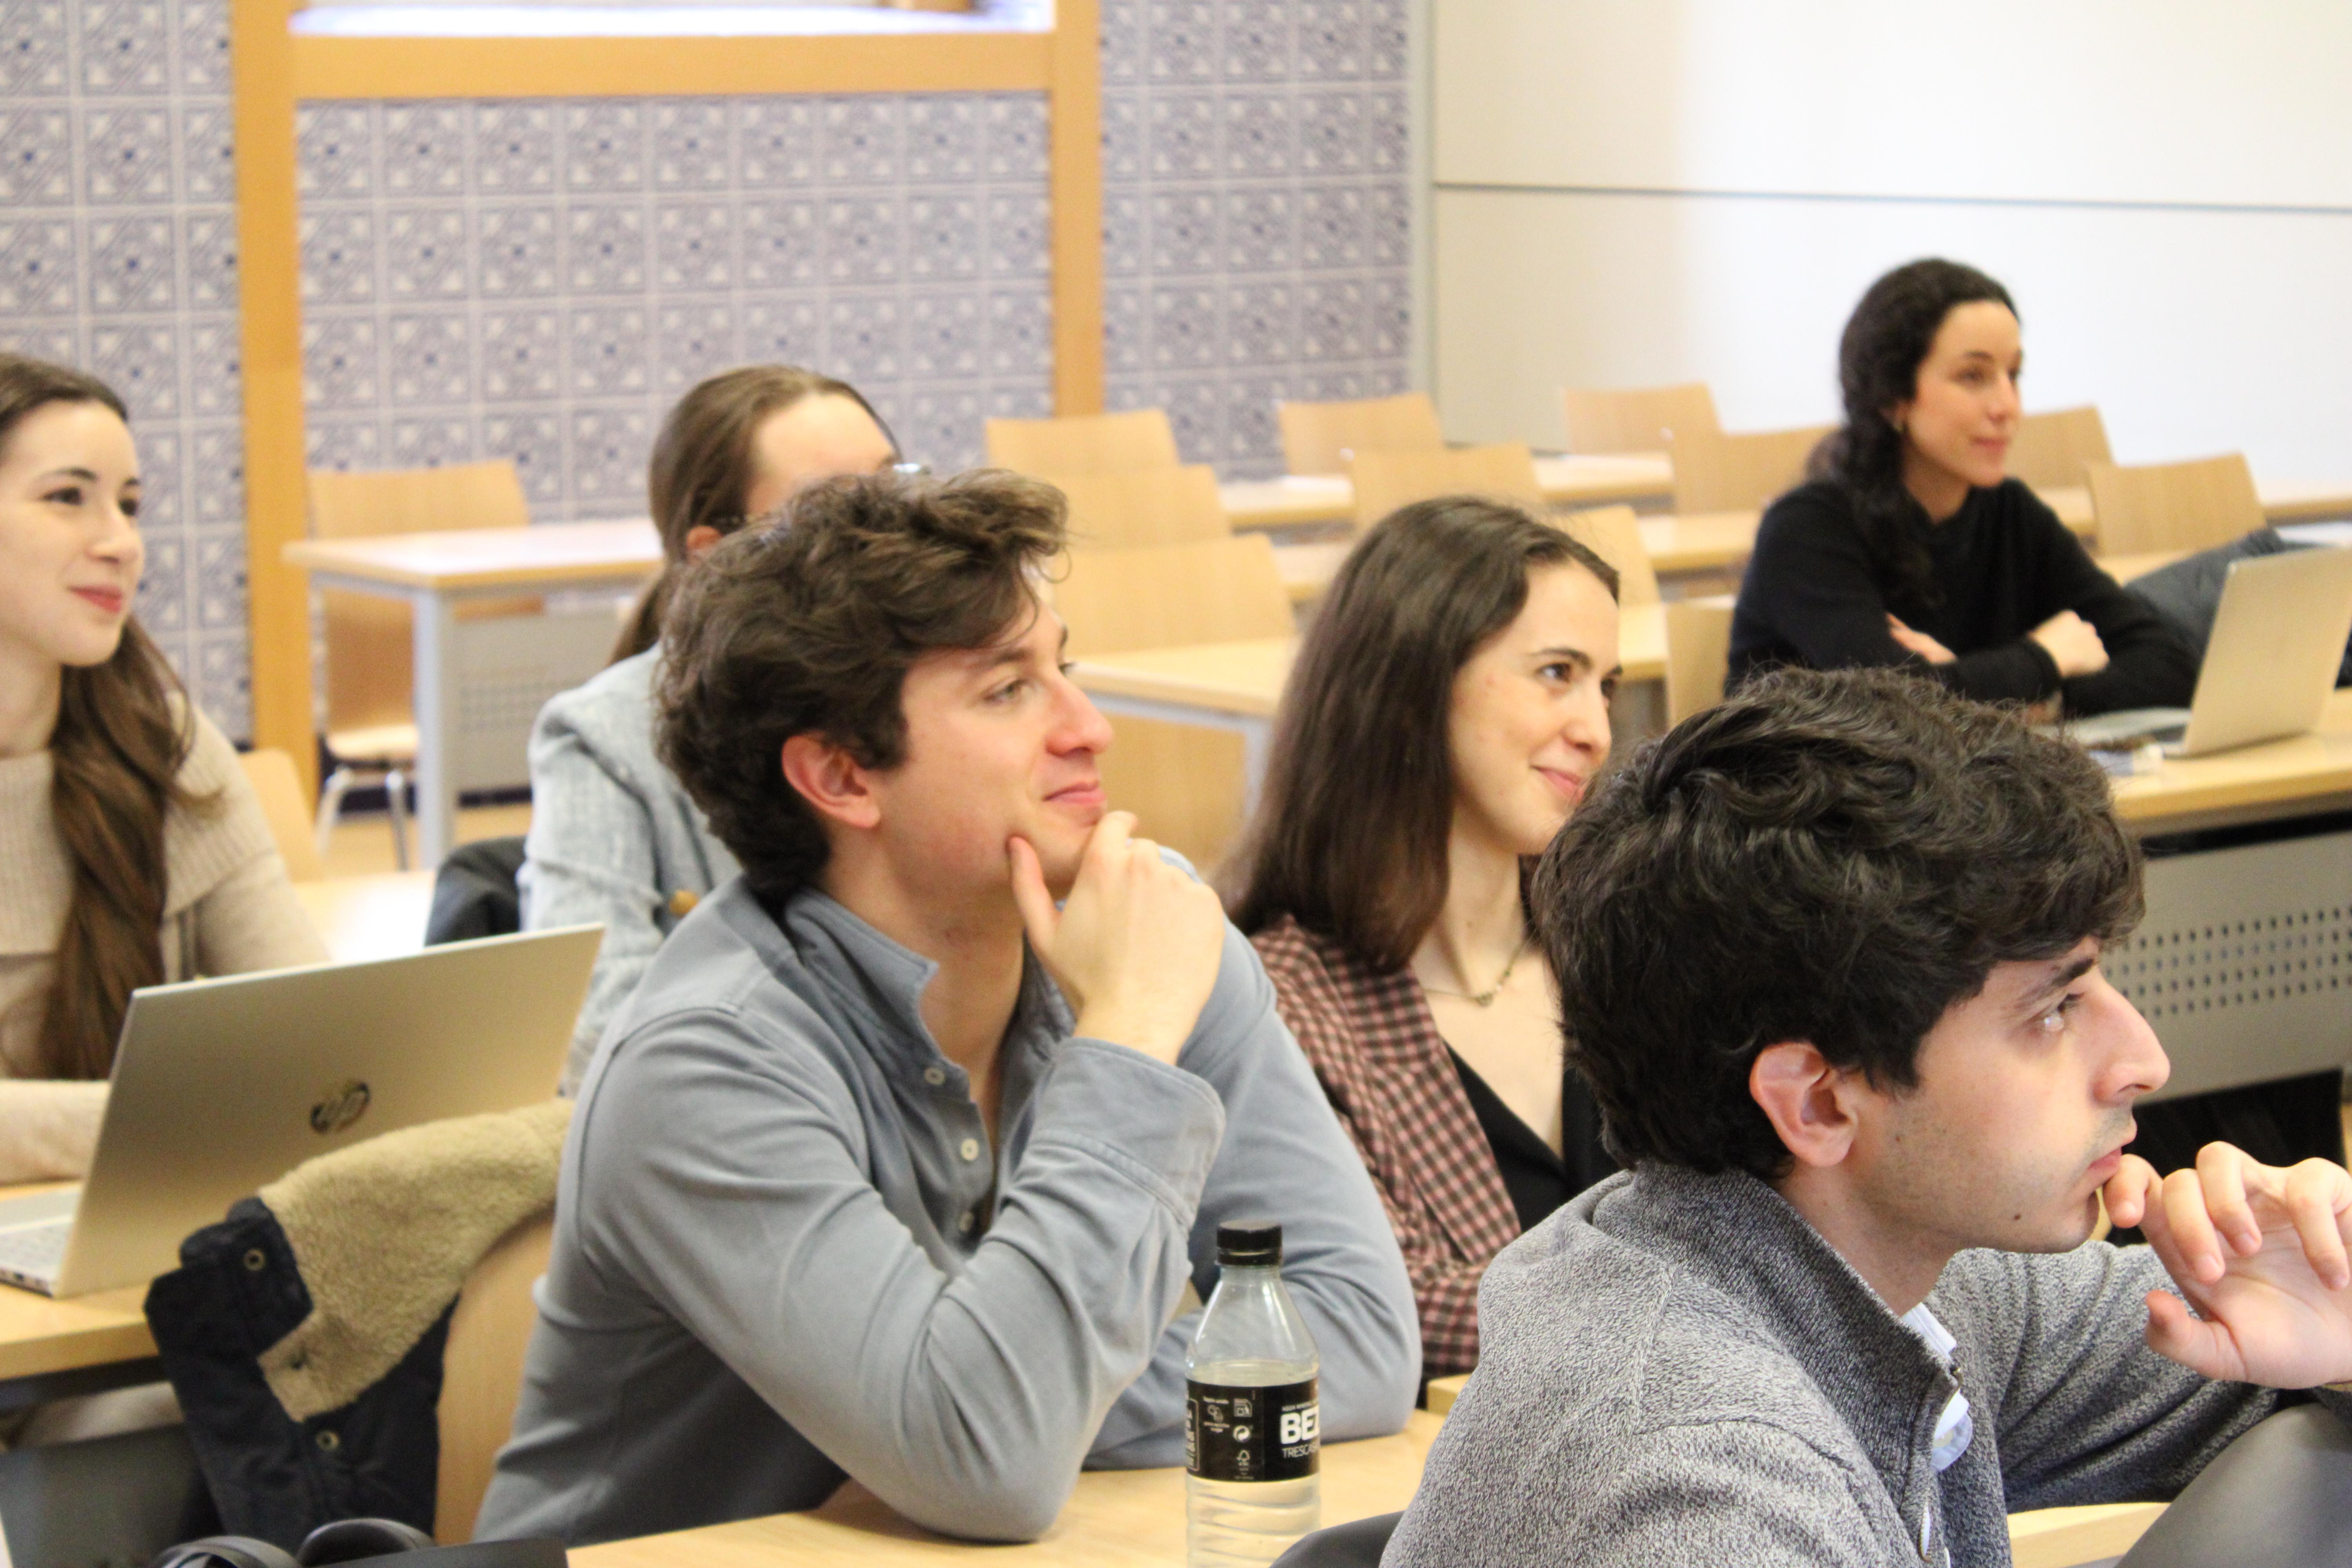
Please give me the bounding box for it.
[1730,258,2194,716]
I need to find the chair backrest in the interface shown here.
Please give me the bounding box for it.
[1277,393,1445,476]
[237,748,325,881]
[1270,1510,1403,1568]
[1347,443,1545,532]
[1054,536,1295,871]
[1555,504,1659,608]
[984,409,1180,475]
[2085,454,2266,556]
[1668,423,1835,515]
[1560,381,1720,455]
[438,1212,554,1543]
[1664,599,1736,724]
[1055,534,1295,655]
[2007,405,2113,491]
[1042,465,1232,549]
[305,461,535,740]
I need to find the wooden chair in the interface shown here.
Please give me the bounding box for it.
[2007,405,2113,491]
[1054,535,1295,869]
[1347,443,1544,532]
[1277,392,1445,476]
[1560,382,1720,456]
[1664,599,1736,724]
[237,747,326,882]
[984,409,1180,475]
[2085,455,2265,556]
[436,1212,553,1542]
[305,460,536,868]
[1039,465,1231,549]
[1667,424,1835,515]
[1555,505,1659,608]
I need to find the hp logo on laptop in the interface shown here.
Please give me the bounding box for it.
[310,1080,372,1135]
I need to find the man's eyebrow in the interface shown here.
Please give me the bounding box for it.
[2021,953,2097,1009]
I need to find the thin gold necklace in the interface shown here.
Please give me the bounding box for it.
[1420,936,1531,1008]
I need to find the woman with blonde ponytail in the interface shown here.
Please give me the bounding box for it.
[0,354,323,1181]
[522,365,895,1093]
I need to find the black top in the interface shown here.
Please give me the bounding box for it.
[1728,477,2197,715]
[1447,1051,1615,1235]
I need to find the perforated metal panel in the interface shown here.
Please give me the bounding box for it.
[448,606,622,794]
[2109,826,2352,1100]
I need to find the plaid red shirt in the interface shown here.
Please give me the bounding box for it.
[1250,915,1520,1377]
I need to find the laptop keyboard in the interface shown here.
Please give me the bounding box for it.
[0,1219,71,1286]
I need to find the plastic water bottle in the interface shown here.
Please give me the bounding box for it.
[1185,1219,1320,1567]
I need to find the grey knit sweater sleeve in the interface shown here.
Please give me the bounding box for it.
[518,650,739,1093]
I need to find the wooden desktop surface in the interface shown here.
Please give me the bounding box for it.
[0,1183,152,1380]
[284,519,661,592]
[294,870,438,964]
[1072,606,1668,718]
[1220,452,1674,531]
[575,1414,1442,1568]
[569,1403,2152,1568]
[2114,688,2352,831]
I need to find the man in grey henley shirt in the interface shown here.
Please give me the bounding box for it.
[1392,668,2352,1567]
[475,471,1418,1547]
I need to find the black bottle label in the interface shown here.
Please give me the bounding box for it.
[1185,1377,1319,1482]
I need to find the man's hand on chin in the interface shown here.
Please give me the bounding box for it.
[2103,1142,2352,1388]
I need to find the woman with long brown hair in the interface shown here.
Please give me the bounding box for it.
[522,365,897,1093]
[1229,496,1621,1378]
[0,352,322,1181]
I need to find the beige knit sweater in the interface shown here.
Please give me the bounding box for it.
[0,706,327,1182]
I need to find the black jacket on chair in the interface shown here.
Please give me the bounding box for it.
[145,1199,452,1550]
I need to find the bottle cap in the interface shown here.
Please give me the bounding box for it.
[1216,1219,1282,1266]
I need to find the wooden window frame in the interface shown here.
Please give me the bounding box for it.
[233,0,1103,782]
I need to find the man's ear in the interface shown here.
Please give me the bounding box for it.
[1750,1042,1866,1171]
[780,733,882,832]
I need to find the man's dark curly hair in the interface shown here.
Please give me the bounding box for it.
[1533,667,2144,1180]
[656,468,1067,899]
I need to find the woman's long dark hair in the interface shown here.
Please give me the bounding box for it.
[1227,497,1617,970]
[1811,258,2017,611]
[611,364,887,662]
[0,352,201,1080]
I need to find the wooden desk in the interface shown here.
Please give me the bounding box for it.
[293,870,438,963]
[285,521,660,866]
[571,1403,2152,1568]
[575,1415,1442,1568]
[1220,452,1675,533]
[0,1182,158,1407]
[1072,608,1668,807]
[2111,689,2352,834]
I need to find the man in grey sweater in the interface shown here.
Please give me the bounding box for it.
[1391,666,2352,1567]
[475,472,1418,1546]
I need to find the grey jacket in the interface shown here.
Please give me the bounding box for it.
[1388,1164,2350,1568]
[475,878,1420,1546]
[517,648,739,1093]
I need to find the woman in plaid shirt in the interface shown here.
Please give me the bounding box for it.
[1228,496,1624,1376]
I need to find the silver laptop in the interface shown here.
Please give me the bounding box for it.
[0,925,601,1297]
[2068,546,2352,758]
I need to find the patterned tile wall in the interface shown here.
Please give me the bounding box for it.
[1101,0,1412,475]
[296,92,1058,505]
[0,0,249,733]
[0,0,1413,740]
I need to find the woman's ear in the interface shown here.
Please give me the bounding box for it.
[1750,1041,1865,1171]
[1884,399,1914,439]
[684,524,724,561]
[780,734,882,832]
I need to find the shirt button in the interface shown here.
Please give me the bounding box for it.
[957,1211,976,1234]
[959,1138,980,1161]
[923,1067,946,1087]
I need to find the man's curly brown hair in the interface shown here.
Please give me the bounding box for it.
[657,469,1067,899]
